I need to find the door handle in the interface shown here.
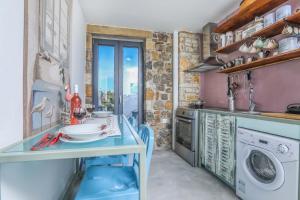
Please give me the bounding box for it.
[176,118,193,123]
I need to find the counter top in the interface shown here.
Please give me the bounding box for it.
[0,115,144,163]
[200,108,300,125]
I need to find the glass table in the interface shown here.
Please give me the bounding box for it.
[0,115,147,200]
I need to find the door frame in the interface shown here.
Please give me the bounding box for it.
[92,38,144,125]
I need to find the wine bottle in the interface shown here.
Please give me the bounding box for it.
[70,84,81,125]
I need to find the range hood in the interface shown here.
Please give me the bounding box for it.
[186,23,223,73]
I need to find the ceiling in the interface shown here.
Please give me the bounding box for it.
[79,0,241,33]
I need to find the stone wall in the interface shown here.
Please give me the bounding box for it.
[145,32,173,149]
[179,32,202,107]
[85,26,173,149]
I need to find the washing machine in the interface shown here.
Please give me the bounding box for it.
[236,127,300,200]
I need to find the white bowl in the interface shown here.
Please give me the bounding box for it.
[60,124,109,140]
[92,111,113,118]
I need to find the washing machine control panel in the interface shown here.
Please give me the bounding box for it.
[278,144,289,154]
[238,128,300,162]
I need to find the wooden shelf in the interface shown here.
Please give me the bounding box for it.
[215,11,300,54]
[219,49,300,73]
[214,0,288,33]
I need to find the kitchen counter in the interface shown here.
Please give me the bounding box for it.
[200,107,300,141]
[200,108,300,125]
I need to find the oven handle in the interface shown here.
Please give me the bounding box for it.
[176,117,193,123]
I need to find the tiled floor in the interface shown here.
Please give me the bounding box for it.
[148,150,238,200]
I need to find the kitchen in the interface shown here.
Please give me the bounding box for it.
[1,0,300,200]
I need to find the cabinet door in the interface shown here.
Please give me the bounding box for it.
[216,114,236,187]
[199,112,206,166]
[204,113,217,173]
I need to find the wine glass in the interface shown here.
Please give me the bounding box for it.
[73,107,87,124]
[86,104,95,118]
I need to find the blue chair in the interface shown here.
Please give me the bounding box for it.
[84,118,137,168]
[75,124,154,200]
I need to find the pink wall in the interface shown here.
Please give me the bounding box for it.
[200,0,300,113]
[200,59,300,112]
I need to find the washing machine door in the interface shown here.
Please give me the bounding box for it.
[242,145,285,191]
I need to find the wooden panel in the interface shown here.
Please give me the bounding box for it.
[204,113,217,173]
[287,10,300,24]
[199,112,206,166]
[214,0,288,33]
[261,113,300,120]
[219,49,300,73]
[216,115,236,187]
[216,12,300,54]
[87,24,152,39]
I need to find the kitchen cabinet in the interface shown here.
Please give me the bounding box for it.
[203,113,217,173]
[215,114,236,187]
[200,112,236,188]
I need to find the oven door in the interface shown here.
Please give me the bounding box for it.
[176,117,195,151]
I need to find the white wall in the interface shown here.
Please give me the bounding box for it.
[0,1,85,199]
[0,0,24,149]
[0,159,76,200]
[70,0,86,102]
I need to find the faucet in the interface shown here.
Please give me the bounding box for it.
[247,71,256,112]
[249,83,256,112]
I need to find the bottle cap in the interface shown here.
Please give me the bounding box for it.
[74,84,79,93]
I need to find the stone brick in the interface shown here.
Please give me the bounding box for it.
[165,101,173,110]
[153,61,164,70]
[146,39,154,50]
[145,88,154,100]
[157,84,165,91]
[152,51,161,60]
[161,93,168,100]
[153,101,164,110]
[165,87,172,93]
[145,61,152,69]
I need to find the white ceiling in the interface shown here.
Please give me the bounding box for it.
[79,0,241,33]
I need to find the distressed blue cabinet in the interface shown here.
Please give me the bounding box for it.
[216,114,236,187]
[203,113,218,173]
[199,111,236,188]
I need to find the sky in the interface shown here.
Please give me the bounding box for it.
[98,45,138,93]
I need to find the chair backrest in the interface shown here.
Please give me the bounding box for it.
[133,124,154,178]
[128,116,134,126]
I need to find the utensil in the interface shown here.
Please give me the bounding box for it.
[247,57,253,63]
[249,45,260,53]
[31,133,55,151]
[49,133,63,146]
[253,37,265,49]
[235,30,243,42]
[239,43,250,53]
[219,34,226,47]
[226,31,234,46]
[73,107,87,123]
[276,4,292,21]
[263,39,278,49]
[86,104,95,118]
[264,12,275,27]
[279,37,300,53]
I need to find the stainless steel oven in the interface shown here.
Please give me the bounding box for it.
[175,108,199,167]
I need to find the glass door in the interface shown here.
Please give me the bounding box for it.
[93,39,143,127]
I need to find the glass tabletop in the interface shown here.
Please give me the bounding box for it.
[0,115,140,162]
